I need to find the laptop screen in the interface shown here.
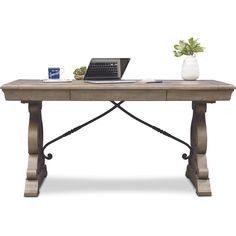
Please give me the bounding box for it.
[84,58,130,80]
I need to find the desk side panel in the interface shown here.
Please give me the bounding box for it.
[71,89,166,101]
[2,89,70,101]
[167,90,234,101]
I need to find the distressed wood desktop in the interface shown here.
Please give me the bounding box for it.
[1,79,235,197]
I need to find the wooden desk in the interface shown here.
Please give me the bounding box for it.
[1,79,235,196]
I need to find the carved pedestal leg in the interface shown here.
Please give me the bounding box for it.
[186,102,212,196]
[24,102,47,197]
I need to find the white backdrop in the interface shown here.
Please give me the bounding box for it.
[0,0,236,235]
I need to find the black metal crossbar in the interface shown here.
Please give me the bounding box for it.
[42,101,193,160]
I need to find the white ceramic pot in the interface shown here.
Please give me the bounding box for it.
[181,55,199,81]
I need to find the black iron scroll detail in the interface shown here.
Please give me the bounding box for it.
[42,101,193,160]
[42,101,124,160]
[110,101,193,160]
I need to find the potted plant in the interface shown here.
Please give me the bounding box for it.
[73,66,87,80]
[173,37,205,80]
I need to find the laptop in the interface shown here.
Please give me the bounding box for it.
[84,58,137,83]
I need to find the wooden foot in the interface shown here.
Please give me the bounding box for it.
[186,102,212,196]
[186,164,211,196]
[24,102,47,197]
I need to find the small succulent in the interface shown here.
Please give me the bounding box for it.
[73,66,87,76]
[173,37,205,57]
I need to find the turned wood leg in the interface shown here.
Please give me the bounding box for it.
[24,102,47,197]
[186,102,212,196]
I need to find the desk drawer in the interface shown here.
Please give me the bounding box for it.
[3,89,70,101]
[71,89,166,101]
[167,89,234,101]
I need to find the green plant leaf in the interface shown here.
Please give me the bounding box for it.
[179,40,186,50]
[194,46,204,52]
[174,44,181,50]
[174,50,183,57]
[173,37,204,57]
[188,37,195,47]
[73,66,87,75]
